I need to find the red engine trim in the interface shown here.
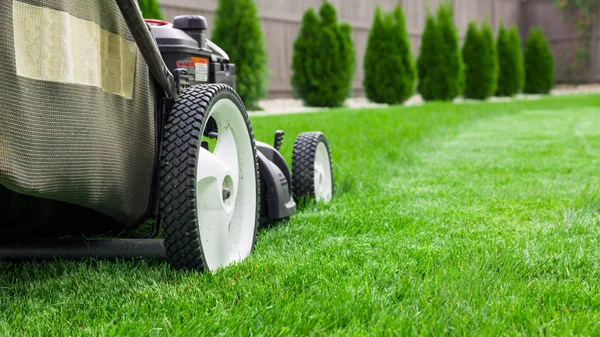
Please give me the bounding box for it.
[143,19,171,26]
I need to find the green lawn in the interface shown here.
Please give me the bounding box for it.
[2,95,600,336]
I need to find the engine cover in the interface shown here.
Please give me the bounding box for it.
[149,16,236,89]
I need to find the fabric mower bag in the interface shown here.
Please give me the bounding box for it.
[0,0,156,228]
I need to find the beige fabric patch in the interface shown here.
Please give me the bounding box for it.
[12,0,137,99]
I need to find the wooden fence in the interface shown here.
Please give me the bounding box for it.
[159,0,598,97]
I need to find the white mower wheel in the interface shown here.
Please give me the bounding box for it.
[291,132,334,203]
[159,84,259,271]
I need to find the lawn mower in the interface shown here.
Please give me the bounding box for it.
[0,0,334,270]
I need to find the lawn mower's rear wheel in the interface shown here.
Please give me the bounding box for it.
[159,84,259,271]
[292,132,334,203]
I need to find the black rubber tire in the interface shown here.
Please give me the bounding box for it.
[291,132,334,201]
[159,84,259,270]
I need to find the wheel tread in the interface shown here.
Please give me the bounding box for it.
[291,132,334,201]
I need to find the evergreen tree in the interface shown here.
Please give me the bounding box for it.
[417,12,437,96]
[391,4,417,103]
[523,27,555,94]
[212,0,268,109]
[462,20,498,99]
[291,2,355,107]
[496,23,511,96]
[364,7,395,104]
[418,3,463,101]
[481,20,498,96]
[363,5,415,104]
[509,25,525,92]
[462,22,484,99]
[496,23,525,96]
[291,9,320,103]
[339,22,356,99]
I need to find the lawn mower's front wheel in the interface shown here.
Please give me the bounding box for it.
[159,84,259,271]
[292,132,334,203]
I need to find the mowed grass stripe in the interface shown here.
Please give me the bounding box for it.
[0,95,599,336]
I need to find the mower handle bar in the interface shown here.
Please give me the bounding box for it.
[115,0,176,99]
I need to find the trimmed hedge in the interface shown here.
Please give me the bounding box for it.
[291,2,355,107]
[418,3,463,101]
[212,0,268,109]
[496,23,524,96]
[524,27,555,94]
[137,0,164,20]
[364,5,415,104]
[462,20,498,100]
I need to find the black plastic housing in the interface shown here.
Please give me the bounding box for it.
[256,141,296,219]
[173,15,208,49]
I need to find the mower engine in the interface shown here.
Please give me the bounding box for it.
[147,16,235,90]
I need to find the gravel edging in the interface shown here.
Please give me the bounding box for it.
[248,84,600,116]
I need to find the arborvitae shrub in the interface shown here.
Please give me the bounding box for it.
[339,22,356,99]
[291,2,355,107]
[137,0,164,20]
[212,0,268,109]
[524,27,555,94]
[291,9,320,103]
[391,4,416,103]
[418,3,463,101]
[481,21,498,96]
[417,12,437,96]
[509,26,525,92]
[462,22,484,99]
[363,5,415,104]
[436,3,463,100]
[496,23,525,96]
[462,20,498,100]
[364,7,394,104]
